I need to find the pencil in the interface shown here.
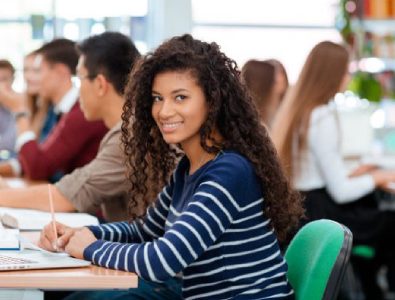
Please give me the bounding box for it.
[48,184,58,250]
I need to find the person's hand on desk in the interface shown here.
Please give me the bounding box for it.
[349,164,379,177]
[39,221,79,252]
[65,227,97,259]
[39,222,96,259]
[371,169,395,193]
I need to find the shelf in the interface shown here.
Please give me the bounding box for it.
[351,19,395,34]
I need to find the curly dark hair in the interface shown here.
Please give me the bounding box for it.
[122,34,303,242]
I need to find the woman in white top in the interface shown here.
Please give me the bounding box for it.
[272,41,395,300]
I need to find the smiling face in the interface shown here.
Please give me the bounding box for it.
[151,70,208,152]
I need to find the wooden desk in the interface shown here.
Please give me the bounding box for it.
[0,265,137,290]
[0,232,137,298]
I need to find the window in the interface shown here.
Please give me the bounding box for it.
[0,0,148,90]
[192,0,341,82]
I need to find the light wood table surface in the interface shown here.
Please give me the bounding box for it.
[0,232,138,290]
[0,264,137,290]
[0,223,138,299]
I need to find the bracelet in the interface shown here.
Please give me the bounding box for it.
[13,111,30,120]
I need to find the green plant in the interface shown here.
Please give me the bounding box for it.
[348,72,382,102]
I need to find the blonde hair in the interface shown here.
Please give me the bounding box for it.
[271,41,349,179]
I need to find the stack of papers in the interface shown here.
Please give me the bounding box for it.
[0,207,99,231]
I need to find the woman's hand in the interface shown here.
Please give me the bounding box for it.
[38,221,78,252]
[349,164,379,177]
[0,85,27,113]
[371,169,395,192]
[65,227,97,259]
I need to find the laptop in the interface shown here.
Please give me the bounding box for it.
[0,250,91,271]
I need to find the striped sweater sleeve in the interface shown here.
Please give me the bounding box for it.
[88,182,174,243]
[83,157,251,282]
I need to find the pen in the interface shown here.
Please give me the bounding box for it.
[48,184,58,251]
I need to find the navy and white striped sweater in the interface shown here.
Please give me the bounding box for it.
[84,151,294,299]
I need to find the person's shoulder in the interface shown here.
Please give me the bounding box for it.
[216,150,250,164]
[61,101,84,123]
[200,151,260,206]
[65,102,107,131]
[102,123,122,143]
[209,150,254,178]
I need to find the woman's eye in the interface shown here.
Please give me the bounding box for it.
[152,95,162,102]
[175,95,186,101]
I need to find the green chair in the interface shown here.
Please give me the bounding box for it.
[285,219,353,300]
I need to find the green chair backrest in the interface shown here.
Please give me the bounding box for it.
[285,219,353,300]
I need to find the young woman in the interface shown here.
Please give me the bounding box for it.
[39,34,303,300]
[272,41,395,299]
[241,59,288,127]
[23,51,51,140]
[0,52,51,143]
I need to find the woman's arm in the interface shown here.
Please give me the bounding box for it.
[309,111,375,203]
[88,183,173,244]
[349,164,378,177]
[67,157,251,282]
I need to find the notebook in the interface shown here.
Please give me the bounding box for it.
[0,250,90,271]
[0,229,20,250]
[0,207,99,230]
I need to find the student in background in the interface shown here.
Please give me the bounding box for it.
[0,59,17,152]
[39,34,303,300]
[0,53,51,143]
[0,32,140,222]
[0,38,107,181]
[268,59,289,100]
[23,51,51,140]
[241,59,288,127]
[272,41,395,300]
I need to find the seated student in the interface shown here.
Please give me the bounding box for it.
[241,59,288,127]
[0,38,107,181]
[0,32,140,222]
[271,41,395,300]
[0,52,51,144]
[23,51,51,141]
[0,59,17,152]
[268,59,289,101]
[39,34,303,300]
